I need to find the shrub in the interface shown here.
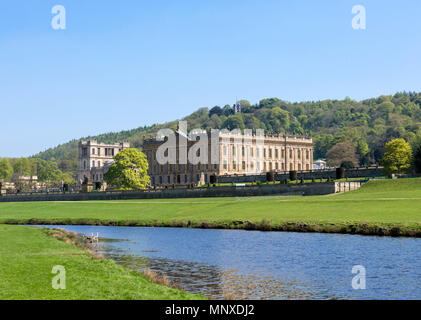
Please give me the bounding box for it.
[289,170,297,181]
[266,171,275,182]
[336,167,345,179]
[340,161,354,169]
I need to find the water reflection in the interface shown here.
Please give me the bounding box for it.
[38,225,421,300]
[96,243,315,300]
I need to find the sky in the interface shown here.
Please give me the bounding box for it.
[0,0,421,157]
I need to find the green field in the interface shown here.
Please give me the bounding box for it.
[1,178,421,237]
[0,224,203,300]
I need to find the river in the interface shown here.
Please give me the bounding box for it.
[39,225,421,299]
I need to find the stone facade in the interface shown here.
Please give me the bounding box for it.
[142,131,313,186]
[77,140,130,185]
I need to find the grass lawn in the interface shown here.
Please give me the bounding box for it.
[0,224,203,300]
[0,178,421,236]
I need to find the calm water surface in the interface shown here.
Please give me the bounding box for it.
[40,225,421,299]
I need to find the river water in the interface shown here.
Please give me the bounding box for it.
[40,225,421,299]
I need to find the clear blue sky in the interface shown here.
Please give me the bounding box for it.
[1,0,420,157]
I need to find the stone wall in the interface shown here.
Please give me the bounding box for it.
[335,181,363,193]
[0,182,350,203]
[217,167,382,183]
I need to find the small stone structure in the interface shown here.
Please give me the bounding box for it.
[335,181,363,193]
[81,179,93,193]
[0,180,5,196]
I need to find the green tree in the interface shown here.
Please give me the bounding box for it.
[62,172,77,185]
[12,158,32,176]
[33,159,63,183]
[412,142,421,174]
[356,140,370,165]
[326,141,359,167]
[0,158,13,181]
[223,115,245,130]
[381,139,412,174]
[209,106,223,117]
[222,105,234,116]
[104,148,150,190]
[269,107,290,132]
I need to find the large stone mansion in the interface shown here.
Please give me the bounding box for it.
[142,131,313,186]
[77,140,130,185]
[78,132,313,188]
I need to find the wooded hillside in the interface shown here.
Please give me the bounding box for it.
[32,92,421,174]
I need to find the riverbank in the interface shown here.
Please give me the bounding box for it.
[0,224,204,299]
[1,178,420,238]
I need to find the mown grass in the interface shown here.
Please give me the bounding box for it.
[1,178,421,237]
[0,224,204,300]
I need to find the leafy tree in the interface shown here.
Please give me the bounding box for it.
[104,148,150,190]
[340,161,355,169]
[313,134,335,159]
[206,114,222,130]
[223,115,245,130]
[222,105,234,116]
[326,141,359,167]
[237,100,251,112]
[237,100,251,108]
[62,172,77,185]
[209,106,223,117]
[289,121,304,135]
[33,159,63,182]
[258,98,287,110]
[269,107,289,132]
[356,140,370,165]
[12,158,32,176]
[413,142,421,174]
[0,158,13,181]
[381,139,412,174]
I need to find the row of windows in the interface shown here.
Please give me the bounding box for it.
[83,160,103,169]
[221,161,311,172]
[150,164,218,173]
[148,160,311,173]
[151,174,210,185]
[92,174,103,181]
[82,147,119,157]
[222,146,311,160]
[145,147,311,163]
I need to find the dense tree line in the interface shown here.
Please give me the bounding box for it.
[0,157,75,185]
[33,92,421,173]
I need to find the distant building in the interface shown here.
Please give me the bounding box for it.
[0,176,40,192]
[143,131,313,186]
[77,140,130,185]
[313,159,327,170]
[233,102,242,114]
